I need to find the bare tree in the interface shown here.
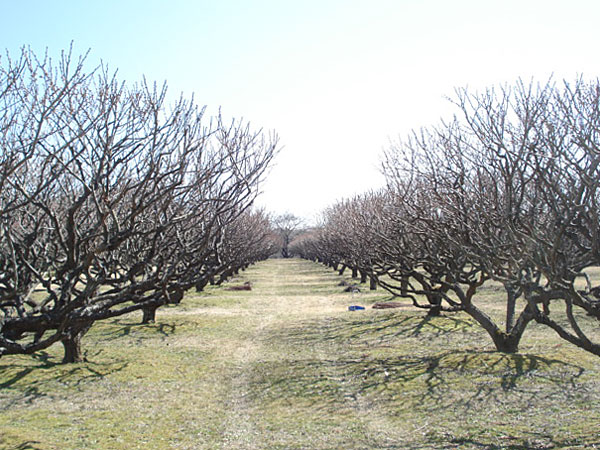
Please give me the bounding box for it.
[212,208,279,285]
[313,194,386,288]
[300,78,600,356]
[379,78,600,355]
[0,47,278,362]
[272,213,303,258]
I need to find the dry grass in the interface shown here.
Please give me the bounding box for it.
[1,259,600,449]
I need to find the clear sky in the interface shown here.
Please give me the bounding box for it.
[2,0,600,222]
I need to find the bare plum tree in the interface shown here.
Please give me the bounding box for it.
[380,78,600,354]
[272,213,303,258]
[0,47,278,362]
[298,78,600,357]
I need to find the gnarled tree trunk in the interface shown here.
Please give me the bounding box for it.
[426,293,442,317]
[61,324,92,363]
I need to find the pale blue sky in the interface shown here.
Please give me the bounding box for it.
[2,0,600,221]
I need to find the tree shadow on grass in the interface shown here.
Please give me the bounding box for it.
[415,350,586,409]
[95,319,178,342]
[9,441,45,450]
[260,308,592,415]
[247,349,586,415]
[0,351,56,389]
[270,313,473,347]
[0,355,129,407]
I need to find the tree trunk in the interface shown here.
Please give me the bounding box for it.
[359,270,367,284]
[464,302,533,354]
[281,235,290,258]
[490,332,521,353]
[426,293,442,317]
[338,265,346,275]
[142,305,159,324]
[351,267,358,279]
[504,282,518,333]
[195,278,209,292]
[369,276,377,291]
[61,324,91,363]
[427,304,442,317]
[400,275,409,296]
[218,269,234,285]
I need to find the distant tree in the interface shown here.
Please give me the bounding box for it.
[272,213,303,258]
[212,208,279,285]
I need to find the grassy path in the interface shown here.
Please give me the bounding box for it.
[1,259,600,449]
[215,258,386,449]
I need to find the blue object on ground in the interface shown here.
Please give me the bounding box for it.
[348,305,365,311]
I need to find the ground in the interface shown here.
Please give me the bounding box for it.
[1,258,600,449]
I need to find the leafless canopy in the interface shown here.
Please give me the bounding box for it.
[272,213,303,258]
[0,47,278,362]
[301,78,600,356]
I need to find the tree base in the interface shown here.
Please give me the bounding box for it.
[369,277,377,291]
[427,307,442,317]
[61,325,91,363]
[142,306,158,324]
[492,333,520,353]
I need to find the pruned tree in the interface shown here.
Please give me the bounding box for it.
[379,78,600,355]
[0,47,278,362]
[313,194,386,288]
[300,77,600,357]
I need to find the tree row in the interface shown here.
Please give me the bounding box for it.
[0,48,278,362]
[293,79,600,356]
